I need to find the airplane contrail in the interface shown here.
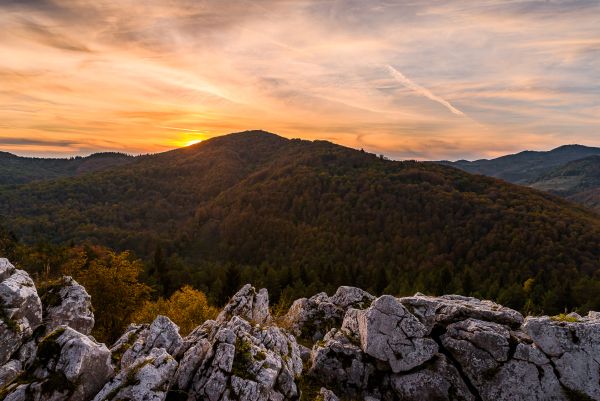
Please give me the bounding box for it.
[386,65,465,116]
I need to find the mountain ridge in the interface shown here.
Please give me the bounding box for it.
[441,143,600,212]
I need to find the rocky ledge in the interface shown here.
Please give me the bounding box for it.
[1,258,599,401]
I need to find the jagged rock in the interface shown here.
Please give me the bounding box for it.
[0,266,43,365]
[319,387,340,401]
[93,347,177,401]
[441,318,564,400]
[0,360,21,388]
[441,319,511,383]
[171,315,302,400]
[217,284,271,325]
[309,302,475,401]
[0,258,15,282]
[358,295,437,373]
[40,276,94,335]
[116,315,182,370]
[524,315,600,399]
[284,286,374,341]
[1,273,600,401]
[170,286,302,401]
[389,354,476,401]
[399,293,524,332]
[0,326,114,401]
[310,327,376,397]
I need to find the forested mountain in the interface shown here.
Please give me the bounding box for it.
[2,131,600,314]
[441,144,600,184]
[530,155,600,195]
[441,145,600,212]
[0,151,134,185]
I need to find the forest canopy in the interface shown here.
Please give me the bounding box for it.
[1,131,600,319]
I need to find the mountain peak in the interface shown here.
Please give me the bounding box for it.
[550,144,595,153]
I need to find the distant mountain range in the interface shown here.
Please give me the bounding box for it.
[0,151,134,185]
[1,131,600,314]
[441,145,600,212]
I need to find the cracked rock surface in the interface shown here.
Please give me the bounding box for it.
[283,286,374,341]
[1,256,600,401]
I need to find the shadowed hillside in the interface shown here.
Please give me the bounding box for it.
[0,151,135,186]
[441,144,600,184]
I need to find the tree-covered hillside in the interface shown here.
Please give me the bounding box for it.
[441,144,600,184]
[529,155,600,212]
[1,131,600,314]
[0,151,134,186]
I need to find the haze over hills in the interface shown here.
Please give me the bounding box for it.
[1,131,600,314]
[441,145,600,212]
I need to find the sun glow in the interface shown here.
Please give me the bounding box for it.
[186,139,203,147]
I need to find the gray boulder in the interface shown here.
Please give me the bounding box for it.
[116,315,182,370]
[524,314,600,399]
[283,286,374,341]
[310,327,376,398]
[93,347,177,401]
[399,293,524,332]
[0,258,15,282]
[217,284,271,325]
[0,326,114,401]
[319,387,340,401]
[357,295,437,373]
[441,318,564,401]
[40,276,94,335]
[389,354,475,401]
[170,285,302,401]
[0,266,43,365]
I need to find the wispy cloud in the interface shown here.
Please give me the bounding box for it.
[0,0,599,159]
[386,65,464,116]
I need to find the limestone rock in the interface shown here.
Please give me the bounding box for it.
[441,318,564,400]
[524,315,600,399]
[93,348,177,401]
[399,293,524,332]
[117,315,182,370]
[310,328,376,398]
[0,326,114,401]
[0,359,21,388]
[0,267,43,365]
[0,258,15,282]
[389,354,476,401]
[1,275,600,401]
[357,295,437,373]
[171,290,303,401]
[319,387,340,401]
[217,284,271,325]
[441,318,511,383]
[40,276,94,335]
[283,286,374,341]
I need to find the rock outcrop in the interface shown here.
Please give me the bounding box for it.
[1,326,114,401]
[169,286,303,401]
[39,276,94,336]
[283,286,374,341]
[2,256,600,401]
[0,259,43,366]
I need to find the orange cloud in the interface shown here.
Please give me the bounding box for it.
[0,0,599,159]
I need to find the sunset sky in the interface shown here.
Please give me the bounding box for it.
[1,0,599,160]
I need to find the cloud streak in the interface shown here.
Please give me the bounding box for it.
[386,65,464,116]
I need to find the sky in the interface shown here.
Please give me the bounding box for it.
[0,0,599,160]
